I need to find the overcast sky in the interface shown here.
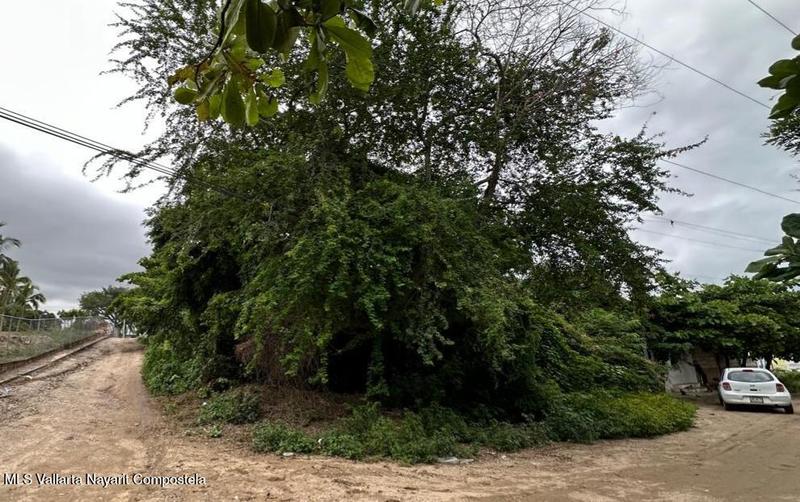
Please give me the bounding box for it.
[1,1,799,311]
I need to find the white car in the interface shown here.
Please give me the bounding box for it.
[718,368,794,414]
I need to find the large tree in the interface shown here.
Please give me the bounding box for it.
[110,0,694,410]
[79,286,127,328]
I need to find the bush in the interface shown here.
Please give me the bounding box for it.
[545,391,696,443]
[141,341,202,395]
[198,388,261,424]
[251,403,547,463]
[252,422,316,454]
[249,393,694,463]
[775,369,800,393]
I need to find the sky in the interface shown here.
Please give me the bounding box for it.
[0,1,799,311]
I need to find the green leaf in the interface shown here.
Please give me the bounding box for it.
[793,34,800,51]
[781,213,800,238]
[786,76,800,99]
[746,256,780,273]
[769,93,800,119]
[263,68,285,88]
[174,87,198,104]
[769,59,799,77]
[257,91,278,117]
[246,86,259,126]
[345,56,374,92]
[221,78,246,126]
[324,18,372,60]
[209,94,222,120]
[244,58,265,71]
[764,244,788,256]
[168,66,195,86]
[245,0,276,53]
[323,17,374,91]
[319,0,341,21]
[349,8,378,37]
[221,0,248,47]
[196,100,210,121]
[758,75,782,89]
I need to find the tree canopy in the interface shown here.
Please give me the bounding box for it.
[110,0,701,414]
[647,276,800,369]
[79,286,127,327]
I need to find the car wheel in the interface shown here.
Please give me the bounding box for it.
[723,401,733,411]
[785,404,795,415]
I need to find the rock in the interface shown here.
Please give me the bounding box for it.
[437,457,474,465]
[282,452,295,457]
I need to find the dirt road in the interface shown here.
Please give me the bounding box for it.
[1,338,799,501]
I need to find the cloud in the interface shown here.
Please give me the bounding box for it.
[0,146,151,311]
[600,1,800,283]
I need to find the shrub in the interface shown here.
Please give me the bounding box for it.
[249,393,695,463]
[775,369,800,393]
[252,422,316,454]
[545,391,696,443]
[141,340,202,395]
[198,388,261,424]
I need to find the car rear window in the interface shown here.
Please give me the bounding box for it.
[727,371,773,382]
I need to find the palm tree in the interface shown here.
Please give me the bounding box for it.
[0,260,33,331]
[15,282,46,312]
[0,222,21,267]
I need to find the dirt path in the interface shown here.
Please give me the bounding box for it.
[1,338,799,501]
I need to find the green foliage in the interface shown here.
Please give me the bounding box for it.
[162,0,387,126]
[79,286,127,327]
[251,396,692,463]
[747,214,800,284]
[647,276,800,366]
[775,369,800,393]
[545,392,696,443]
[197,387,261,424]
[252,422,317,454]
[758,35,800,119]
[252,402,544,463]
[141,340,203,395]
[111,1,688,417]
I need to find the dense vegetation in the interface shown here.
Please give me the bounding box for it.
[105,0,716,458]
[647,276,800,370]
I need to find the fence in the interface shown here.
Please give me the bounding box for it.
[0,314,110,365]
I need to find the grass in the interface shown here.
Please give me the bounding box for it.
[0,328,97,364]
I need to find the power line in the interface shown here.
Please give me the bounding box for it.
[643,216,777,245]
[747,0,797,36]
[661,159,800,206]
[556,0,771,109]
[0,106,247,200]
[635,229,766,253]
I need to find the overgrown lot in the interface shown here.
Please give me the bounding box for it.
[166,385,695,465]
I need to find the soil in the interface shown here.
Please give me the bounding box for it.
[1,338,799,501]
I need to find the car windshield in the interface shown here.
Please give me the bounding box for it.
[727,371,773,383]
